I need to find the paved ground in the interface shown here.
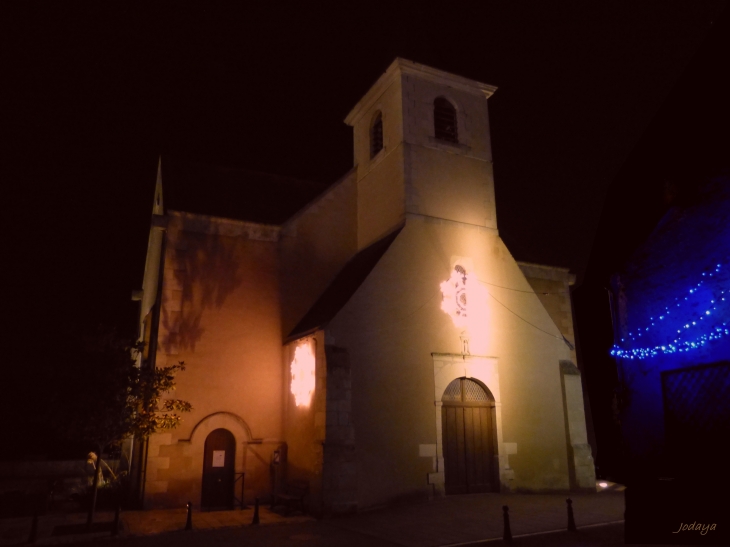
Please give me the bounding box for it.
[0,491,639,547]
[0,504,312,546]
[32,521,635,547]
[331,491,625,546]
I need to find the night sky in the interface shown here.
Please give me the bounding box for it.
[5,1,728,459]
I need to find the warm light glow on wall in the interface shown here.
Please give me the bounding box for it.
[291,340,315,407]
[441,264,490,351]
[441,265,472,329]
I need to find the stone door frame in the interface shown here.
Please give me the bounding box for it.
[201,428,236,510]
[429,353,507,496]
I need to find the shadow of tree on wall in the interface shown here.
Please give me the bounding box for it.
[159,215,247,353]
[160,305,205,354]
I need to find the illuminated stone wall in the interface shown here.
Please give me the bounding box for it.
[346,60,498,250]
[348,67,405,250]
[519,262,577,364]
[327,217,584,508]
[279,169,358,338]
[143,211,284,509]
[519,263,594,489]
[402,75,497,230]
[321,345,357,514]
[138,59,595,512]
[281,333,327,515]
[327,60,589,507]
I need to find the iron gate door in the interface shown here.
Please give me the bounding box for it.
[662,361,730,470]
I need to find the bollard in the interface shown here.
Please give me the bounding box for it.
[252,497,260,525]
[185,501,193,531]
[112,504,121,536]
[28,511,39,544]
[567,498,577,532]
[502,505,512,544]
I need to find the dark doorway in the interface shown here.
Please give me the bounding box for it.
[442,377,497,494]
[202,428,236,510]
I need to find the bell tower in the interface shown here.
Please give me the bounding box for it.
[345,58,498,250]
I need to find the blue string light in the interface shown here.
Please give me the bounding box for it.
[611,263,729,360]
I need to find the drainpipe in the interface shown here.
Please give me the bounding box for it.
[605,285,617,345]
[138,219,168,508]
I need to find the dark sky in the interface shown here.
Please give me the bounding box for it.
[5,1,726,352]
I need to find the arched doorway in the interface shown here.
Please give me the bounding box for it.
[442,377,497,494]
[202,428,236,510]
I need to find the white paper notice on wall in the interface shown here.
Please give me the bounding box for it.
[212,450,226,467]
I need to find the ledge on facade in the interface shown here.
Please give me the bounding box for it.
[518,261,576,285]
[168,210,281,241]
[559,360,580,375]
[426,136,472,153]
[430,352,497,361]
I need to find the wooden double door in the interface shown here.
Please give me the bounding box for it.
[442,378,497,494]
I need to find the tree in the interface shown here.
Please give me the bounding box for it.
[48,326,191,525]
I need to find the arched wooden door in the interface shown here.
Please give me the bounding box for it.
[202,428,235,510]
[442,378,497,494]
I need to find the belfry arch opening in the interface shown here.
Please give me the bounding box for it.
[441,377,498,494]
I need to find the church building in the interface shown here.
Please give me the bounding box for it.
[134,58,595,514]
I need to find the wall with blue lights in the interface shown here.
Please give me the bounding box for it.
[611,263,728,360]
[610,176,730,472]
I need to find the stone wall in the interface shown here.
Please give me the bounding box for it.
[321,345,357,514]
[281,332,326,516]
[143,211,284,508]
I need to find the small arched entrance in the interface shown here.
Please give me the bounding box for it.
[202,428,236,510]
[442,377,497,494]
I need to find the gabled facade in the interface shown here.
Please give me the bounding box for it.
[134,59,595,514]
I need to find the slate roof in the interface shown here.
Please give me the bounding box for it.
[287,226,404,341]
[162,157,329,225]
